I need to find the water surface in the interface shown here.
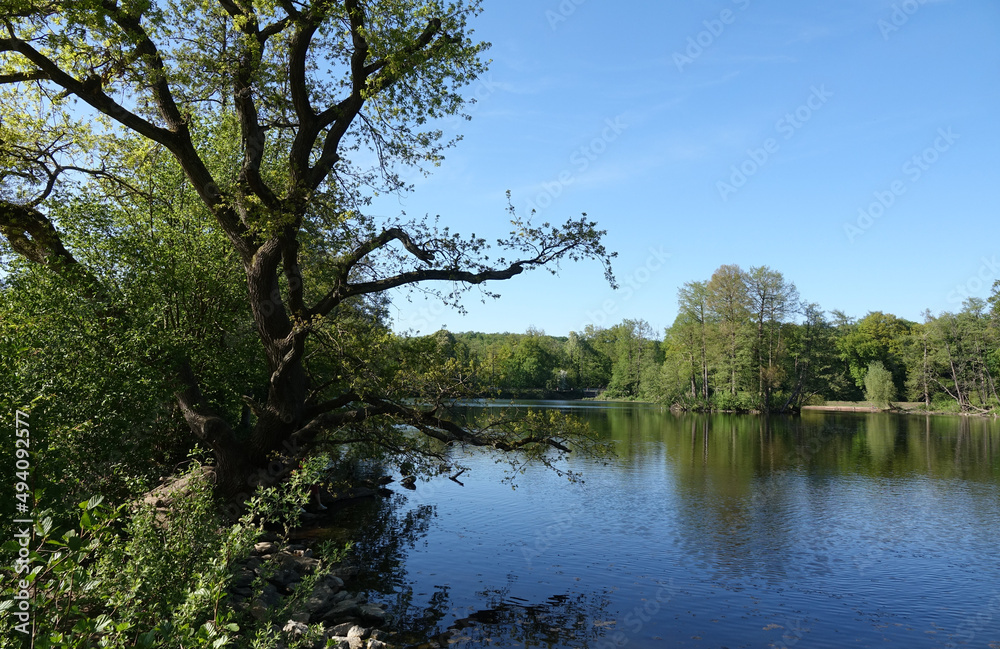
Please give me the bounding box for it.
[339,403,1000,648]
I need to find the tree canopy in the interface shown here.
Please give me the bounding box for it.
[0,0,615,500]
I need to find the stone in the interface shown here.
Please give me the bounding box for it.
[329,622,356,637]
[319,574,345,592]
[254,541,278,555]
[367,640,388,649]
[329,565,360,580]
[325,638,351,649]
[358,604,388,625]
[232,568,256,590]
[322,599,362,622]
[276,551,320,573]
[251,584,282,621]
[282,620,309,637]
[267,567,302,591]
[305,584,337,615]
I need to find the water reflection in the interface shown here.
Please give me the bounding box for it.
[309,490,624,648]
[318,407,1000,648]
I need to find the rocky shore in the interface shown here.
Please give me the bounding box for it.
[225,535,394,649]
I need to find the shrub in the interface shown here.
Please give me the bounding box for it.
[0,466,258,648]
[863,361,896,409]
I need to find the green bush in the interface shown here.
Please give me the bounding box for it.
[863,361,897,409]
[0,467,258,648]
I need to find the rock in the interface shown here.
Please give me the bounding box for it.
[254,541,279,555]
[325,632,364,649]
[368,640,388,649]
[305,584,335,610]
[400,475,416,489]
[329,622,357,637]
[346,625,366,640]
[332,590,351,604]
[282,620,309,637]
[276,550,321,573]
[232,568,256,590]
[325,638,351,649]
[245,557,262,571]
[267,567,302,592]
[319,574,345,592]
[251,584,282,621]
[322,599,362,622]
[329,565,360,580]
[358,604,388,625]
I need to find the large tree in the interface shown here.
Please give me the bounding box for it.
[0,0,614,496]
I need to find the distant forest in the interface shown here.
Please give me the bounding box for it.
[401,264,1000,413]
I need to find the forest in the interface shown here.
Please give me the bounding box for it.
[410,263,1000,414]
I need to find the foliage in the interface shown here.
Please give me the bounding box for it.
[0,463,359,648]
[0,468,255,648]
[863,361,896,409]
[246,453,331,539]
[0,0,617,502]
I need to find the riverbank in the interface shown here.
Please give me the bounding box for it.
[802,402,996,417]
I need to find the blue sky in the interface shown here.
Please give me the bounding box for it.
[379,0,1000,337]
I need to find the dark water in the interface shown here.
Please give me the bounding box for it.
[335,403,1000,648]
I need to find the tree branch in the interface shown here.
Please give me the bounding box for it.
[0,70,47,84]
[312,262,525,317]
[0,202,98,284]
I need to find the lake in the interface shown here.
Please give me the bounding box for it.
[336,402,1000,648]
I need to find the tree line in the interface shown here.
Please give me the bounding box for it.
[408,264,1000,413]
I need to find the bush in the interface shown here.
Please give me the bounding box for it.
[863,361,896,409]
[0,466,259,648]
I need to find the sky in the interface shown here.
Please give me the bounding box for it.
[373,0,1000,338]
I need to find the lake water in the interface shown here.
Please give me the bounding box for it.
[336,402,1000,648]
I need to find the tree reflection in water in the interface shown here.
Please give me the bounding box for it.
[305,491,617,648]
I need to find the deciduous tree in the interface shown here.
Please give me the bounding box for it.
[0,0,615,496]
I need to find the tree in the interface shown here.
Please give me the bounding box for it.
[706,264,750,396]
[836,311,911,397]
[745,265,798,408]
[677,280,712,399]
[603,319,660,400]
[863,361,896,409]
[0,1,615,496]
